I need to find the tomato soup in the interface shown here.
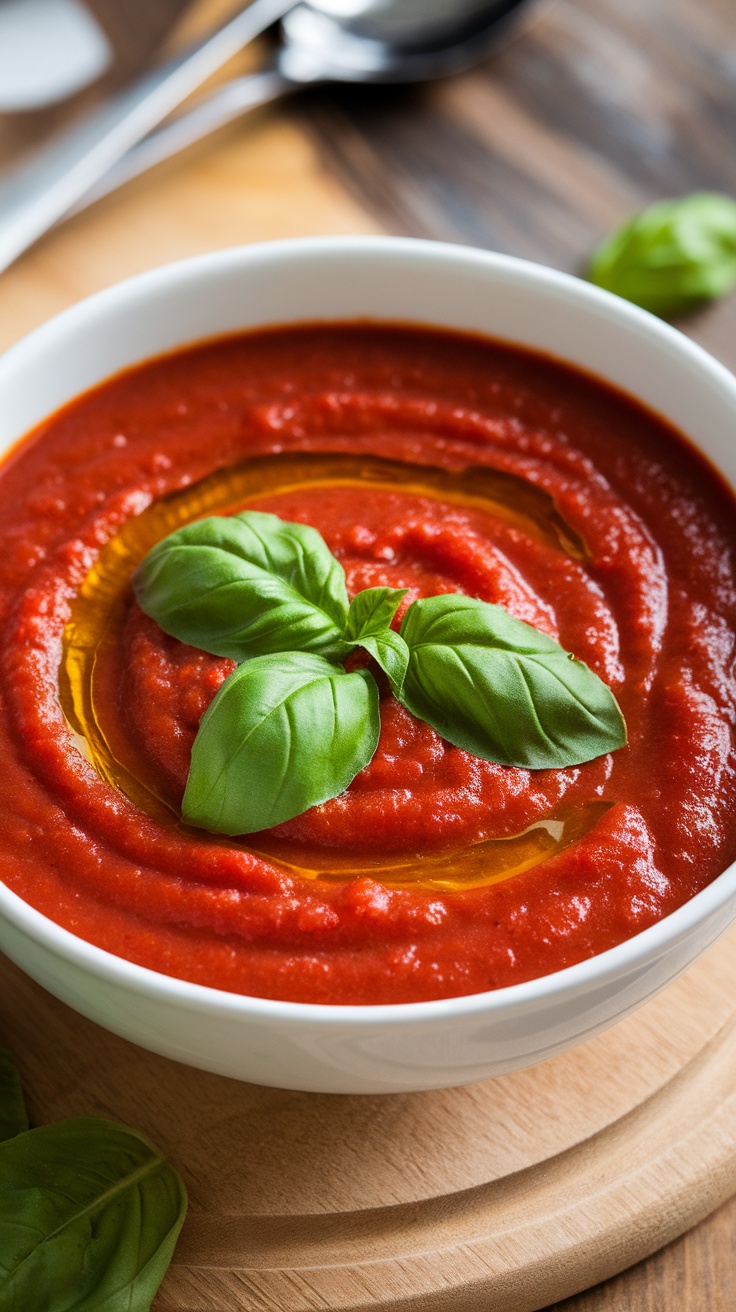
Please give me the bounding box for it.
[1,325,735,1003]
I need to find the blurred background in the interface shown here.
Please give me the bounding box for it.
[0,0,734,358]
[0,1,734,1307]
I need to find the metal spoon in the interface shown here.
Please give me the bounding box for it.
[0,0,532,273]
[0,0,294,276]
[75,0,534,215]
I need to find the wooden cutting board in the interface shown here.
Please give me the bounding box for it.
[2,8,736,1308]
[2,931,736,1312]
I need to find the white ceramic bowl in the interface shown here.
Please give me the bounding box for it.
[1,237,736,1094]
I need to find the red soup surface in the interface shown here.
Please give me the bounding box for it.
[1,325,735,1004]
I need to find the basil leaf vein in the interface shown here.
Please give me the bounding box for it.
[399,594,626,769]
[133,510,351,661]
[0,1117,187,1311]
[183,652,380,834]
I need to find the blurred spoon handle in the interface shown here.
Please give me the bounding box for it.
[0,0,294,275]
[69,68,294,215]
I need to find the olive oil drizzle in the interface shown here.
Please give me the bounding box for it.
[60,451,602,892]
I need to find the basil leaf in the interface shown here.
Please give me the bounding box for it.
[399,594,626,769]
[183,652,380,834]
[133,510,351,661]
[588,192,736,318]
[360,630,410,695]
[0,1117,187,1311]
[343,588,409,692]
[0,1049,27,1144]
[344,587,407,642]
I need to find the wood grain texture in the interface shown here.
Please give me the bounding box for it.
[1,0,736,1307]
[302,0,736,369]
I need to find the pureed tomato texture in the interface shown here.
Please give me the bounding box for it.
[1,325,735,1004]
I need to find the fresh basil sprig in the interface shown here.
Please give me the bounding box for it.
[0,1046,187,1312]
[398,595,626,769]
[133,509,627,836]
[184,652,379,835]
[588,192,736,318]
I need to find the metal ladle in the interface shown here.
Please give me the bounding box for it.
[0,0,534,273]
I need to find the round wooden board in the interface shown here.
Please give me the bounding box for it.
[1,924,736,1312]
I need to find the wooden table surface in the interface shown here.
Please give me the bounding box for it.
[1,0,735,1306]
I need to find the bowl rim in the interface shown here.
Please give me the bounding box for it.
[1,232,736,1026]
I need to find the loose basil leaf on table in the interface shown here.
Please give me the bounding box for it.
[183,651,380,835]
[343,586,408,641]
[0,1117,187,1312]
[133,509,351,661]
[0,1047,28,1143]
[588,192,736,318]
[359,630,410,695]
[399,594,626,769]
